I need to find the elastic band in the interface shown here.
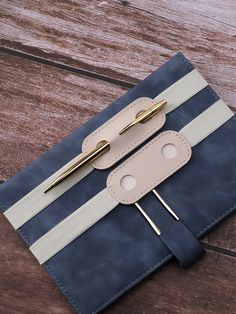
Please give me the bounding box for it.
[179,99,234,147]
[4,154,93,229]
[155,69,207,114]
[4,69,207,229]
[30,189,118,264]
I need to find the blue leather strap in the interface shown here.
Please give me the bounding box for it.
[140,191,204,267]
[159,220,204,267]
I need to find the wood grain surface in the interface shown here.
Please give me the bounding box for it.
[0,52,126,180]
[0,1,236,313]
[0,0,235,109]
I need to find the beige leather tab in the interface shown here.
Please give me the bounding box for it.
[82,97,166,169]
[107,131,191,204]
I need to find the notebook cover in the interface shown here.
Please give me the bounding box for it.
[0,53,235,313]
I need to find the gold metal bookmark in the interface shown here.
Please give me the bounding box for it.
[133,190,180,237]
[134,202,161,236]
[152,189,179,221]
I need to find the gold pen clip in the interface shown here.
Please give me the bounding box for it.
[44,140,110,193]
[119,99,167,135]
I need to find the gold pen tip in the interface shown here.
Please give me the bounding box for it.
[119,126,128,135]
[119,99,167,135]
[44,178,63,193]
[44,178,62,193]
[119,122,133,135]
[44,184,53,193]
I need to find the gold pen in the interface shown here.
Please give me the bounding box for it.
[44,140,110,193]
[44,99,167,193]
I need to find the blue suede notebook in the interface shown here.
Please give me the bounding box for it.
[0,53,235,313]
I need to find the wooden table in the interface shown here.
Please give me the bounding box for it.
[0,1,235,313]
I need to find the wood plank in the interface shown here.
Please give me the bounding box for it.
[134,0,236,27]
[0,2,235,313]
[0,214,235,314]
[0,51,235,251]
[204,217,236,252]
[0,0,235,109]
[0,52,126,180]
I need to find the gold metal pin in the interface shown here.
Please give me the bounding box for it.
[119,99,167,135]
[134,202,161,236]
[152,189,179,221]
[44,140,110,193]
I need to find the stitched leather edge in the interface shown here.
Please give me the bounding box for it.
[82,97,165,169]
[107,131,191,204]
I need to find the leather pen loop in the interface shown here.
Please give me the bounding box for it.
[45,99,167,193]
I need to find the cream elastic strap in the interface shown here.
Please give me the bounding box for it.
[4,154,93,229]
[4,69,207,229]
[29,99,234,264]
[29,189,118,264]
[158,70,206,114]
[179,99,233,146]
